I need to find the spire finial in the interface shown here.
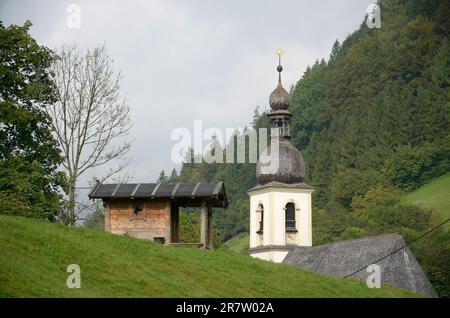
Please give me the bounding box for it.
[275,48,284,83]
[269,48,290,111]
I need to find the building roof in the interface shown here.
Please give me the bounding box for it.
[247,181,314,193]
[256,140,306,185]
[283,234,437,297]
[269,82,290,111]
[255,54,305,186]
[88,181,228,208]
[269,50,290,111]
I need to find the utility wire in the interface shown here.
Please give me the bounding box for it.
[344,218,450,278]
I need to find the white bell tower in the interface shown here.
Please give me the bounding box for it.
[248,50,314,263]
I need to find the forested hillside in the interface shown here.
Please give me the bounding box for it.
[291,0,449,207]
[166,0,450,297]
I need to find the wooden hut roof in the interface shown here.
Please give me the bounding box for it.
[88,181,228,208]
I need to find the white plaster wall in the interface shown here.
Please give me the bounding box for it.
[249,250,290,263]
[249,187,313,262]
[270,191,286,246]
[273,191,313,246]
[249,187,313,248]
[286,232,297,244]
[249,192,270,248]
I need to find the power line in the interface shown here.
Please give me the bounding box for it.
[344,218,450,278]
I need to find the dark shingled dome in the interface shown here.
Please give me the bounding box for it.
[256,140,305,184]
[269,82,290,111]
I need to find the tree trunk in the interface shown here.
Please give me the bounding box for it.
[67,176,77,226]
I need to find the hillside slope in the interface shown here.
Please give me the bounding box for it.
[224,232,249,254]
[404,174,450,219]
[0,215,418,297]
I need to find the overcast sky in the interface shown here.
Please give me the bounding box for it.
[1,0,375,187]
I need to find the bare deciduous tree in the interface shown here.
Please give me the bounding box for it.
[48,44,132,225]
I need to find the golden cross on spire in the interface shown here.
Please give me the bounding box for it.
[275,48,284,56]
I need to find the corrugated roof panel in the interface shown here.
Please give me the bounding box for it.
[154,183,174,197]
[134,184,156,197]
[176,183,197,196]
[93,184,116,197]
[196,183,216,196]
[115,184,137,198]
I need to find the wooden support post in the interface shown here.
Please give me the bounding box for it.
[174,204,180,243]
[171,202,180,243]
[104,200,111,232]
[200,200,207,248]
[207,204,213,249]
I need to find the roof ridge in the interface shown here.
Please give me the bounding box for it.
[290,233,404,251]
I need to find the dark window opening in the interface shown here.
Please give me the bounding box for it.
[256,204,264,234]
[133,205,143,215]
[285,202,297,231]
[130,202,146,221]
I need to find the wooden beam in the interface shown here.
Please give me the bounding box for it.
[200,199,206,248]
[175,204,179,242]
[104,200,111,232]
[130,183,141,198]
[150,183,161,198]
[170,243,203,248]
[170,182,180,198]
[111,183,121,197]
[171,202,180,243]
[207,204,213,249]
[190,182,201,198]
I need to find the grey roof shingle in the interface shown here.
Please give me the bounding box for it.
[283,234,437,297]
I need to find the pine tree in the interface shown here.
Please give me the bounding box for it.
[329,39,340,65]
[168,168,178,182]
[157,170,168,183]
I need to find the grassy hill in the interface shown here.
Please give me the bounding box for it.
[0,215,418,298]
[404,174,450,220]
[224,232,249,254]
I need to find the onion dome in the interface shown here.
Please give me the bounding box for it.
[256,139,305,185]
[269,49,290,111]
[256,49,305,185]
[269,82,290,111]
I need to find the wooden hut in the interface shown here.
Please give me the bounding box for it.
[89,181,227,248]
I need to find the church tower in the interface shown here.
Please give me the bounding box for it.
[248,50,314,263]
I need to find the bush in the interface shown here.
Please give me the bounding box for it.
[400,204,432,231]
[179,211,200,243]
[411,229,450,298]
[331,169,387,208]
[0,156,63,220]
[84,202,105,231]
[350,185,432,234]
